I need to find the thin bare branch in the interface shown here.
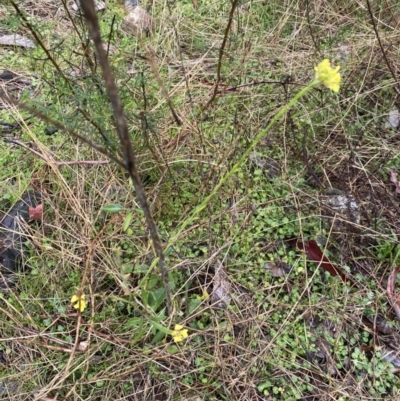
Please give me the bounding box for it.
[366,0,400,95]
[79,0,172,315]
[203,0,240,110]
[5,138,109,167]
[10,1,74,91]
[0,92,126,169]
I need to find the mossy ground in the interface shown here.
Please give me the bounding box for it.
[1,0,400,400]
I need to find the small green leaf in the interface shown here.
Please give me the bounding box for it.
[129,322,149,346]
[141,288,149,306]
[187,298,202,314]
[151,329,167,344]
[123,317,144,330]
[147,274,159,290]
[166,345,179,354]
[140,274,159,291]
[102,204,124,213]
[164,246,173,256]
[150,318,171,334]
[148,288,166,312]
[121,263,134,274]
[134,264,149,273]
[123,211,133,232]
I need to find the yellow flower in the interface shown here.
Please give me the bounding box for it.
[314,59,341,93]
[171,324,189,343]
[196,289,210,300]
[71,294,87,312]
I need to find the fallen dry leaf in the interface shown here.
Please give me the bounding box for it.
[390,170,400,195]
[211,260,231,308]
[365,314,394,335]
[264,262,288,277]
[387,265,400,321]
[380,344,400,370]
[29,203,43,220]
[288,239,355,286]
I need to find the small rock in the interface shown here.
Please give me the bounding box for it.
[326,193,360,225]
[125,0,140,11]
[71,0,106,12]
[264,262,287,277]
[0,70,16,81]
[249,152,280,179]
[0,34,35,49]
[385,109,400,129]
[121,6,154,38]
[320,190,360,238]
[127,65,139,75]
[336,42,351,62]
[45,126,58,135]
[101,43,118,55]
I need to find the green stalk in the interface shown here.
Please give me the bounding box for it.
[147,81,320,276]
[166,81,319,248]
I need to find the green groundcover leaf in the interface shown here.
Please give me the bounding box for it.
[102,204,125,213]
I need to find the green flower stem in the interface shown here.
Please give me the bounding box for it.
[150,80,319,271]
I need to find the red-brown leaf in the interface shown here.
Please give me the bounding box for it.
[288,239,355,286]
[29,203,43,220]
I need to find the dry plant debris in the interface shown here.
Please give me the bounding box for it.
[2,0,400,400]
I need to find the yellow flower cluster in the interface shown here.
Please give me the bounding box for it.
[71,294,88,312]
[314,59,341,93]
[171,324,189,343]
